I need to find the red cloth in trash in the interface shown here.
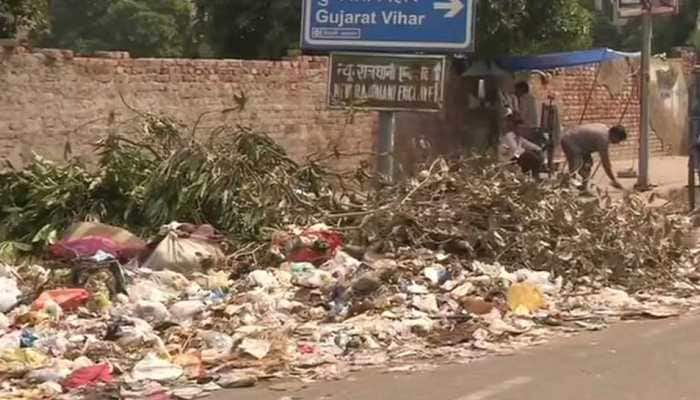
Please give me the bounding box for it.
[49,236,146,263]
[286,230,344,265]
[62,363,113,389]
[49,236,121,260]
[32,288,91,311]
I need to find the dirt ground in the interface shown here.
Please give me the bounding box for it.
[589,156,695,208]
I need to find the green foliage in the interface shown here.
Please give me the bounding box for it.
[15,0,700,59]
[0,115,340,249]
[192,0,593,59]
[591,0,699,54]
[192,0,301,59]
[590,11,624,49]
[0,0,49,39]
[0,156,97,246]
[42,0,194,57]
[475,0,593,57]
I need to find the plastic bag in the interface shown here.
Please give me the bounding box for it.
[0,313,9,331]
[32,288,90,312]
[0,331,22,351]
[89,291,112,314]
[111,317,157,348]
[34,335,69,357]
[62,363,113,389]
[27,363,72,383]
[271,225,344,265]
[141,224,224,275]
[512,268,563,295]
[198,330,233,355]
[201,270,232,291]
[247,270,279,288]
[239,338,271,360]
[128,281,172,304]
[52,222,146,264]
[169,300,205,321]
[507,283,545,315]
[0,277,21,313]
[423,265,449,286]
[19,330,37,348]
[0,348,49,375]
[290,263,336,288]
[135,301,171,324]
[49,236,120,260]
[321,251,362,281]
[132,353,184,382]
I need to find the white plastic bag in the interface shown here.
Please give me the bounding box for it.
[239,338,271,360]
[132,353,183,382]
[0,277,21,313]
[135,301,171,324]
[247,270,279,289]
[169,300,205,321]
[142,229,223,275]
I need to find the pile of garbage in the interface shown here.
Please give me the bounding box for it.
[0,113,696,398]
[0,218,697,399]
[0,114,691,290]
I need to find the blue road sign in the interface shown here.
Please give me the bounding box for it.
[301,0,475,53]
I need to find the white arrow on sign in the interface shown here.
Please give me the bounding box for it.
[433,0,465,18]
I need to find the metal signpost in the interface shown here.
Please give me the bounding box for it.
[327,53,446,178]
[638,8,652,190]
[301,0,475,53]
[327,53,446,112]
[689,67,700,211]
[301,0,475,182]
[615,0,679,191]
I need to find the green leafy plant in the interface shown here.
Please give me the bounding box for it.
[0,113,347,250]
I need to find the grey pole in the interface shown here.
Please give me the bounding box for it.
[636,11,652,190]
[690,67,700,211]
[378,111,395,182]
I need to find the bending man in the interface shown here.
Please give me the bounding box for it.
[560,123,627,190]
[500,113,544,178]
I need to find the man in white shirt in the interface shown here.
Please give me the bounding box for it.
[500,113,543,178]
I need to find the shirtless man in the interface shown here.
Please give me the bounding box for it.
[560,123,627,190]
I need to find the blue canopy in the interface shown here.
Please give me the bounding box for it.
[496,48,640,72]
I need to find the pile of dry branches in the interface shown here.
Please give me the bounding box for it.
[336,159,689,290]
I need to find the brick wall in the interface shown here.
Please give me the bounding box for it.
[0,46,377,171]
[1,45,692,177]
[529,61,680,161]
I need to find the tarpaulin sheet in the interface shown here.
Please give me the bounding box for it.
[496,48,640,72]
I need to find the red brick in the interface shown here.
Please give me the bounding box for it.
[0,49,375,172]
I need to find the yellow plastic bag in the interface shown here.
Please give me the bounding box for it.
[0,348,49,376]
[507,283,545,315]
[89,291,112,315]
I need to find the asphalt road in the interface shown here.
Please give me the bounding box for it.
[212,312,700,400]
